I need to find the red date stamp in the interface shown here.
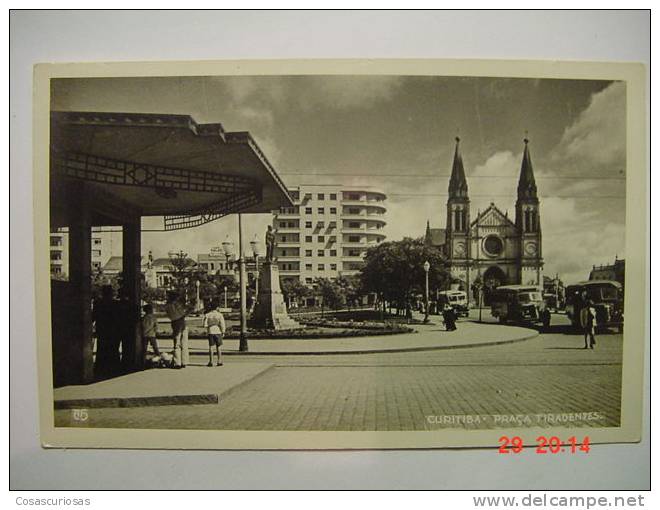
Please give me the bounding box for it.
[498,435,590,454]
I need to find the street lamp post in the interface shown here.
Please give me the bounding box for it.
[195,279,200,313]
[237,214,248,352]
[221,222,248,352]
[222,237,235,311]
[423,260,430,324]
[250,235,262,303]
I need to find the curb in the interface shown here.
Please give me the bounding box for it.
[53,365,276,409]
[218,329,540,356]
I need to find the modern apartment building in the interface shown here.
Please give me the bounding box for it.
[272,186,387,285]
[50,228,111,278]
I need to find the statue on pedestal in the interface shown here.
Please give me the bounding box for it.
[250,226,301,330]
[265,225,276,262]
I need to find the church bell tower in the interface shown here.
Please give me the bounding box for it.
[515,137,543,285]
[446,137,471,276]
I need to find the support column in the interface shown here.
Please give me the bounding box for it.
[122,218,143,372]
[68,181,94,384]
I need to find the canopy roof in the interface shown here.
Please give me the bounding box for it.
[50,111,293,229]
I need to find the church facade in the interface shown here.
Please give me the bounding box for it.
[425,137,544,298]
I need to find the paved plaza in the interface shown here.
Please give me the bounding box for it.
[54,313,623,431]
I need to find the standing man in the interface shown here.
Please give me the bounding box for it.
[92,285,121,378]
[580,299,598,349]
[203,299,226,367]
[165,291,190,368]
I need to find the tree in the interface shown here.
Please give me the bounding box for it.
[314,277,345,316]
[281,278,312,308]
[360,237,450,316]
[335,275,364,309]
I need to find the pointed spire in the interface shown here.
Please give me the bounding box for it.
[448,136,468,198]
[517,136,537,199]
[425,220,432,246]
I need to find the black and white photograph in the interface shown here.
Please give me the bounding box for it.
[34,60,646,450]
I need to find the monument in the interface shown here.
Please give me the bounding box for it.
[249,226,303,330]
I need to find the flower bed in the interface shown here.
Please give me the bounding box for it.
[156,322,413,340]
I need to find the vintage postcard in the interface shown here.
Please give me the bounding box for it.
[33,59,647,450]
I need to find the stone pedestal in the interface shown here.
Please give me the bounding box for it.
[250,262,302,330]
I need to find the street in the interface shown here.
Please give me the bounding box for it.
[55,313,623,431]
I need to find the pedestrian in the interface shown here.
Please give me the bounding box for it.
[580,299,598,349]
[203,299,226,367]
[165,291,189,368]
[141,303,160,358]
[442,303,457,331]
[92,285,121,378]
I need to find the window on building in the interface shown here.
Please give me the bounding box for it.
[348,207,361,215]
[348,249,361,256]
[329,221,336,228]
[305,207,312,214]
[330,249,337,256]
[305,264,312,271]
[347,193,361,200]
[93,238,102,245]
[304,193,312,200]
[92,262,101,271]
[305,250,312,257]
[317,221,325,228]
[305,277,313,284]
[50,237,62,247]
[303,235,311,243]
[305,221,312,228]
[318,250,324,257]
[318,264,325,271]
[330,264,337,271]
[329,236,336,242]
[51,265,61,274]
[348,236,361,243]
[279,221,287,228]
[349,222,361,229]
[318,207,324,214]
[280,235,287,242]
[330,207,337,214]
[318,236,325,243]
[288,221,297,228]
[281,249,287,256]
[317,193,324,200]
[330,193,337,200]
[92,250,102,258]
[50,251,61,261]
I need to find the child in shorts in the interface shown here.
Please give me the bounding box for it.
[141,304,160,357]
[203,300,226,367]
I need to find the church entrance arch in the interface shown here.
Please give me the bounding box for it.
[482,265,507,305]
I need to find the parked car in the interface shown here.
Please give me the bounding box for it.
[490,285,551,327]
[437,290,470,317]
[565,280,624,333]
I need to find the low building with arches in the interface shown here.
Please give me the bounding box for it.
[425,137,544,303]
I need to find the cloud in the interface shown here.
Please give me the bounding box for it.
[551,81,626,174]
[298,76,404,110]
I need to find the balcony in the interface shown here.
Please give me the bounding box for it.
[275,226,301,233]
[278,268,301,275]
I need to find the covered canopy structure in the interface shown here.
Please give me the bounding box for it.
[50,111,293,386]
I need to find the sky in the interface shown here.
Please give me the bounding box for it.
[51,74,626,284]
